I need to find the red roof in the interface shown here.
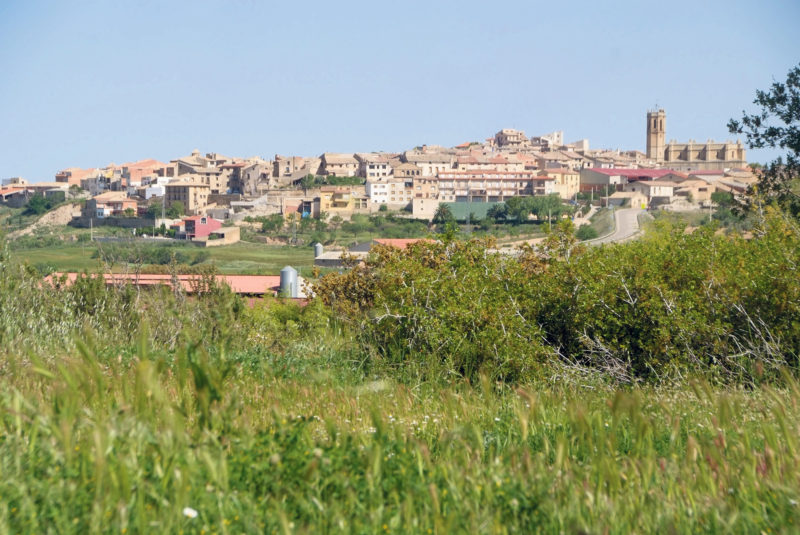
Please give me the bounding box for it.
[47,273,281,295]
[0,187,26,196]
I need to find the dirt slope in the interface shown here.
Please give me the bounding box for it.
[8,203,82,239]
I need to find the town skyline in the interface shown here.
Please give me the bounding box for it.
[1,0,798,180]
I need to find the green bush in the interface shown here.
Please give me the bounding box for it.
[575,224,598,240]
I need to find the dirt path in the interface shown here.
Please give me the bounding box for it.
[8,203,82,239]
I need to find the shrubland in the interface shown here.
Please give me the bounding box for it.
[0,208,799,533]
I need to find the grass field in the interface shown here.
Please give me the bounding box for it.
[8,240,317,274]
[1,342,798,534]
[2,216,800,533]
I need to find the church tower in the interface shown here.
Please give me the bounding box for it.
[646,109,666,161]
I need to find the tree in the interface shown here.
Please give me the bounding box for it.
[487,203,508,222]
[432,203,455,226]
[25,194,50,215]
[300,174,316,192]
[728,63,800,217]
[166,201,184,218]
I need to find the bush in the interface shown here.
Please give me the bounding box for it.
[575,224,598,241]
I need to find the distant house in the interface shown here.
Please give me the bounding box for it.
[320,153,359,177]
[0,187,31,207]
[171,215,222,239]
[579,168,684,192]
[82,192,138,219]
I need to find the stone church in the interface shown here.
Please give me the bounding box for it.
[646,109,747,171]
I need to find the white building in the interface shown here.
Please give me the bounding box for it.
[366,177,413,207]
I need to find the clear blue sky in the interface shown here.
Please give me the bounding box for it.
[1,0,797,181]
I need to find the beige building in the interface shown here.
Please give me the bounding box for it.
[646,109,747,171]
[412,176,439,200]
[494,129,529,149]
[538,168,580,200]
[436,170,553,202]
[320,153,359,177]
[366,177,413,207]
[402,151,453,176]
[455,153,525,172]
[165,180,211,215]
[356,153,393,179]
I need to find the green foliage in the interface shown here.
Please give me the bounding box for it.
[729,62,800,218]
[24,194,54,215]
[317,209,800,384]
[166,201,184,218]
[92,243,211,267]
[1,226,800,532]
[432,203,455,226]
[297,174,365,188]
[575,223,598,240]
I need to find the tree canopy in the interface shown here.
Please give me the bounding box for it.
[729,63,800,217]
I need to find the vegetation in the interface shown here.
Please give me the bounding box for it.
[1,209,800,531]
[8,240,316,275]
[315,209,800,384]
[299,173,365,189]
[575,223,598,240]
[24,193,56,215]
[729,62,800,218]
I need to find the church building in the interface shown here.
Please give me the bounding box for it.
[646,109,747,171]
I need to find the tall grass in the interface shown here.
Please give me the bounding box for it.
[1,338,799,533]
[2,228,800,532]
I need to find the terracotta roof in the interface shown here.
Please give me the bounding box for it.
[47,273,281,295]
[0,187,26,196]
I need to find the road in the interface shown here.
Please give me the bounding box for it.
[589,208,647,245]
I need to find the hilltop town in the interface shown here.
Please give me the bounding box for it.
[1,109,755,246]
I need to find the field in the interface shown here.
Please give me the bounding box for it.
[8,240,317,275]
[1,210,799,533]
[2,346,799,533]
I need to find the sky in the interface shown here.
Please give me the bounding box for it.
[0,0,798,181]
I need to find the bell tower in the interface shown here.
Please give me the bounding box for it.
[646,108,666,161]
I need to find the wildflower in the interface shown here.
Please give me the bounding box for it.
[494,417,501,422]
[182,507,198,519]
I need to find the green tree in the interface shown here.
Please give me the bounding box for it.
[487,203,508,222]
[300,174,316,192]
[575,224,598,241]
[261,214,285,234]
[24,194,50,215]
[432,203,455,226]
[728,63,800,217]
[166,201,184,218]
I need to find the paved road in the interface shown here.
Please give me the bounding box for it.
[589,208,646,245]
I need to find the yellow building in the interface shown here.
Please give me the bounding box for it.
[318,186,370,216]
[538,168,580,200]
